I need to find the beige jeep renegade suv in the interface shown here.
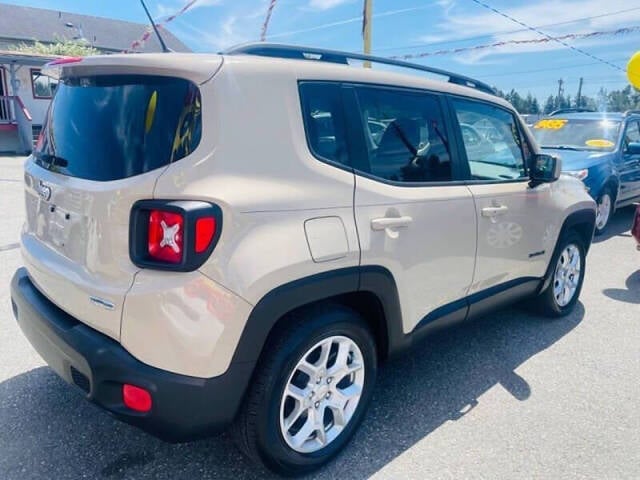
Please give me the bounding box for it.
[10,44,596,475]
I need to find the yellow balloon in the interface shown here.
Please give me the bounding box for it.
[628,51,640,89]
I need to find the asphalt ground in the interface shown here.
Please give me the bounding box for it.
[0,155,638,479]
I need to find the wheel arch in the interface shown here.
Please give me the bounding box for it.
[230,266,405,369]
[539,208,596,293]
[601,176,620,204]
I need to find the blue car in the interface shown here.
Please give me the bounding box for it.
[532,110,640,234]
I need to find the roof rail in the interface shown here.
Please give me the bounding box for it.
[548,108,596,116]
[624,109,640,117]
[223,43,497,96]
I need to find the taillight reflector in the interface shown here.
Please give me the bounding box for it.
[148,210,184,264]
[122,384,152,413]
[195,217,216,253]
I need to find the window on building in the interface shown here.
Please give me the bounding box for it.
[31,69,58,99]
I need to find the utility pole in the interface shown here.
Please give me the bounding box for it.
[557,78,564,108]
[363,0,372,68]
[576,77,583,108]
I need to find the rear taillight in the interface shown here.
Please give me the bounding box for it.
[195,217,216,253]
[130,200,222,271]
[148,210,184,263]
[35,130,44,151]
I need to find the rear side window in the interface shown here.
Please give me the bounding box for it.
[35,75,202,181]
[354,87,452,183]
[299,82,349,166]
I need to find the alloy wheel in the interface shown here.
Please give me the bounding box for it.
[553,243,582,307]
[279,335,365,454]
[596,193,612,231]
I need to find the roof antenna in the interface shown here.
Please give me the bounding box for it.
[139,0,171,53]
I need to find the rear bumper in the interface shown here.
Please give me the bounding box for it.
[10,267,254,441]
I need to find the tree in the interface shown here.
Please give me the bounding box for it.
[543,95,555,114]
[10,38,99,57]
[531,97,541,114]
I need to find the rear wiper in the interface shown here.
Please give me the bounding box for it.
[35,152,68,168]
[541,145,583,151]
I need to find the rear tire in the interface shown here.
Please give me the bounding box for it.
[232,305,377,476]
[594,187,613,235]
[536,231,586,317]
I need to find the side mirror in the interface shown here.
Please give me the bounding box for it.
[530,153,561,186]
[625,142,640,155]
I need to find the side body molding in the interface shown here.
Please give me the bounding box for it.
[232,208,596,368]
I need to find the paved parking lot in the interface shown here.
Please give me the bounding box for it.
[0,155,638,479]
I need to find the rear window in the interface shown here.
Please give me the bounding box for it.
[35,75,202,181]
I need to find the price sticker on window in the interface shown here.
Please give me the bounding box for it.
[534,119,568,130]
[585,139,614,148]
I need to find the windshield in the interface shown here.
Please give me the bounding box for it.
[532,118,620,152]
[35,75,202,181]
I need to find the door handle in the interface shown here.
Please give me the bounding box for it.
[481,205,509,218]
[371,216,413,231]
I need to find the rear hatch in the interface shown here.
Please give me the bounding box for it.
[22,54,220,340]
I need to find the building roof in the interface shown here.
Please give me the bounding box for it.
[0,49,60,66]
[0,2,190,53]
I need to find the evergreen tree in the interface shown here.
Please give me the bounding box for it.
[531,97,541,114]
[543,95,555,114]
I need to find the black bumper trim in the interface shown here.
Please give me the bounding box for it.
[10,267,254,441]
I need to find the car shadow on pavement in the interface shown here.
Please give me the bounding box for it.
[602,270,640,304]
[0,304,584,480]
[592,205,636,243]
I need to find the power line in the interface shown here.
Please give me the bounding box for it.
[481,57,630,78]
[508,79,630,90]
[390,26,640,61]
[266,5,433,40]
[468,0,626,73]
[376,6,640,52]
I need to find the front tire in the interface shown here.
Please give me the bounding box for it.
[594,188,613,235]
[232,305,377,476]
[537,231,586,317]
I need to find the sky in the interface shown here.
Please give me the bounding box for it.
[2,0,639,101]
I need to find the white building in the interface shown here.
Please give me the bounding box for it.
[0,2,189,153]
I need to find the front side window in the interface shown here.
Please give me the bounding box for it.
[453,99,527,181]
[355,87,452,183]
[299,82,349,166]
[31,69,58,98]
[623,121,640,151]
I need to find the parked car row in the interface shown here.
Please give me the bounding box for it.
[531,108,640,236]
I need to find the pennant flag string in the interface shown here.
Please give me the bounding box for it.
[126,0,199,52]
[260,0,278,42]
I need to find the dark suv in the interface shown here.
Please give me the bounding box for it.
[532,110,640,234]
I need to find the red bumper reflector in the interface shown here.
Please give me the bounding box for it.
[195,217,216,253]
[122,384,152,412]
